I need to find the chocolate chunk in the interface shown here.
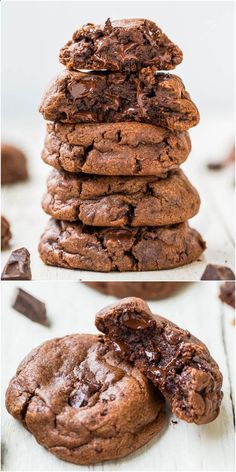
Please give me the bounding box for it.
[1,248,32,280]
[219,282,235,309]
[1,144,28,185]
[12,288,48,326]
[1,215,12,250]
[200,264,235,281]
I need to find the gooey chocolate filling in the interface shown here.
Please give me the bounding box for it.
[101,308,217,420]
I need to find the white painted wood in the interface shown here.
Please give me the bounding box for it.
[1,114,234,281]
[1,281,235,471]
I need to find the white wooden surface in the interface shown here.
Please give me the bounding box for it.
[1,281,235,471]
[1,114,235,281]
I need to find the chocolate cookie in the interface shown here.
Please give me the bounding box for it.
[1,215,12,250]
[1,144,28,185]
[38,219,206,272]
[95,297,223,424]
[85,282,185,300]
[6,334,166,464]
[42,169,200,226]
[42,122,191,175]
[60,18,183,72]
[39,68,199,131]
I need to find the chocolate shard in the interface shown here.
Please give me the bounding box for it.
[1,248,32,280]
[200,264,235,281]
[12,288,49,326]
[219,282,235,309]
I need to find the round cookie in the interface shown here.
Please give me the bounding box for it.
[6,334,166,465]
[85,282,185,300]
[42,122,191,175]
[1,215,12,250]
[38,218,206,272]
[39,68,200,131]
[95,297,223,425]
[42,169,200,227]
[59,18,183,72]
[1,144,28,185]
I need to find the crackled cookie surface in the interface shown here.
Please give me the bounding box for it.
[95,298,223,424]
[39,69,199,131]
[42,169,200,226]
[6,334,166,465]
[60,18,183,72]
[42,122,191,175]
[38,219,206,272]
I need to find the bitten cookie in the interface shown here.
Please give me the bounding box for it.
[1,144,28,185]
[60,18,183,72]
[42,169,200,226]
[38,219,206,272]
[39,68,199,131]
[6,334,166,465]
[95,297,223,424]
[42,122,191,175]
[85,282,185,300]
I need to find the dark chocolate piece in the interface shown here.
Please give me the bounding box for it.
[219,282,235,309]
[12,288,48,326]
[200,264,235,281]
[1,248,32,280]
[95,297,223,425]
[60,18,183,72]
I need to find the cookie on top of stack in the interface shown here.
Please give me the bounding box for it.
[38,18,205,272]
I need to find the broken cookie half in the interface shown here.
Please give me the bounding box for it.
[95,297,223,425]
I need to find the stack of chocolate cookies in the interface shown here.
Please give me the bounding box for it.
[38,19,205,272]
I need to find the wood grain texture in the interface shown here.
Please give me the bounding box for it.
[1,281,235,471]
[1,115,235,281]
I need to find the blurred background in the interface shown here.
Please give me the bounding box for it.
[1,0,235,280]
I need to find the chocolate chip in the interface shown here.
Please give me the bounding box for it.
[12,288,48,326]
[1,248,32,280]
[200,264,235,281]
